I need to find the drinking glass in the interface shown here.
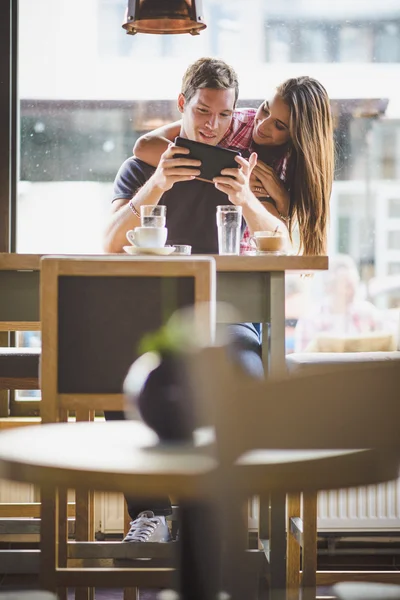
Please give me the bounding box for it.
[216,205,242,255]
[140,205,166,228]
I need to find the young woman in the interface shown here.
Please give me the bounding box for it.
[133,75,334,256]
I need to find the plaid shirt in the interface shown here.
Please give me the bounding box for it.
[220,107,256,152]
[219,108,291,252]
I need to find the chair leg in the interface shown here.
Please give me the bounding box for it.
[269,491,287,599]
[286,492,301,599]
[74,409,94,600]
[57,487,69,600]
[302,491,317,597]
[123,589,139,600]
[74,489,93,600]
[40,484,58,593]
[123,504,139,600]
[258,494,270,540]
[57,410,69,600]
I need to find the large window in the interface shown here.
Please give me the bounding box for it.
[2,0,400,411]
[265,19,400,64]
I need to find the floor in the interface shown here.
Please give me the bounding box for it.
[0,578,336,599]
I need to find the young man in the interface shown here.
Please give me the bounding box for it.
[104,57,281,544]
[103,57,283,255]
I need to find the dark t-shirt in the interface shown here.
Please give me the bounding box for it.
[113,157,245,254]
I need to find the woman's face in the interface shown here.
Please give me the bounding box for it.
[252,94,291,147]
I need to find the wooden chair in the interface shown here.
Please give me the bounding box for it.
[0,254,41,555]
[186,346,400,600]
[285,350,400,595]
[0,253,41,394]
[2,347,400,599]
[39,254,216,599]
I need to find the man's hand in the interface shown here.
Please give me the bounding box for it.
[150,143,201,192]
[212,152,257,206]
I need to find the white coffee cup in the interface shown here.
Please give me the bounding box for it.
[126,227,168,248]
[249,230,287,253]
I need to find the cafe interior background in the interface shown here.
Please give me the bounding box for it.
[2,0,400,517]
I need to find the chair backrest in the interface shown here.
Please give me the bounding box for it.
[0,254,41,332]
[188,346,400,466]
[40,255,216,423]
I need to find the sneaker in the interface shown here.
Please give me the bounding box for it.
[123,510,172,543]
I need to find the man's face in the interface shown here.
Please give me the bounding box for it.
[178,88,236,146]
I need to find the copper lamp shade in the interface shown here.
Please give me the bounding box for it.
[122,0,207,36]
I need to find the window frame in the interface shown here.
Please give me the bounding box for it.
[0,0,17,253]
[0,0,18,418]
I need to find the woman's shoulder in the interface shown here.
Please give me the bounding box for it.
[220,108,256,150]
[232,107,257,124]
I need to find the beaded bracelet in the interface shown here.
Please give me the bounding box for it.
[128,199,140,219]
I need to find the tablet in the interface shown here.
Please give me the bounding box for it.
[174,136,241,183]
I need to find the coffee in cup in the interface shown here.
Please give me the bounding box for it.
[126,227,168,249]
[250,230,287,253]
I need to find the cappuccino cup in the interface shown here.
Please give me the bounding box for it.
[250,230,287,253]
[126,227,168,249]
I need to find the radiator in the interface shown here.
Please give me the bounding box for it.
[0,479,35,503]
[98,481,400,534]
[97,492,125,533]
[317,480,400,531]
[2,479,399,534]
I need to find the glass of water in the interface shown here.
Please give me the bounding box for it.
[216,205,242,255]
[140,205,166,228]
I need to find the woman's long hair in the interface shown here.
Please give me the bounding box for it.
[277,76,334,256]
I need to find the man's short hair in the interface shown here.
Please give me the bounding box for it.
[181,57,239,105]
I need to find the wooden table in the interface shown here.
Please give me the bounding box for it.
[0,420,359,599]
[0,252,328,594]
[0,252,327,375]
[0,421,210,593]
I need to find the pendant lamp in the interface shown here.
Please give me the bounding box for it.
[122,0,207,36]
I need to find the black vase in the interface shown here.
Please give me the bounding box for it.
[129,351,195,443]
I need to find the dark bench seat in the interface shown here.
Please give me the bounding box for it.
[0,347,40,390]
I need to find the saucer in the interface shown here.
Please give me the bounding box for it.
[123,245,176,256]
[243,250,287,256]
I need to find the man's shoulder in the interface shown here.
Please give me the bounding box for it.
[113,156,156,201]
[118,156,156,177]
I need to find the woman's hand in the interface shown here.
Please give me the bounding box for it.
[252,160,290,216]
[250,172,269,198]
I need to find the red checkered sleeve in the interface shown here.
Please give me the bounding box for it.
[219,108,256,150]
[240,227,252,253]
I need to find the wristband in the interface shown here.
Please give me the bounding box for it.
[128,199,140,219]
